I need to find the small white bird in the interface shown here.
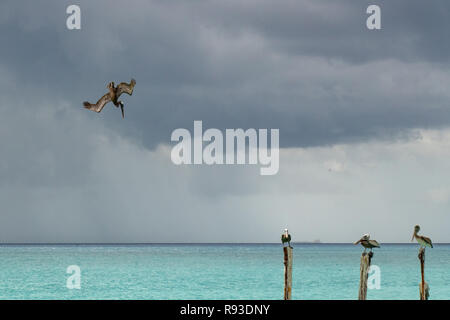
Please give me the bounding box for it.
[281,229,292,248]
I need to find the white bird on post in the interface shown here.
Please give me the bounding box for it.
[281,229,292,248]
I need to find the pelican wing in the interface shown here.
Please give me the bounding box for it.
[83,93,111,113]
[116,79,136,97]
[423,236,433,248]
[368,240,380,248]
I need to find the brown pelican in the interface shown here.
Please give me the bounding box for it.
[354,234,380,252]
[83,79,136,118]
[281,229,292,248]
[411,225,433,248]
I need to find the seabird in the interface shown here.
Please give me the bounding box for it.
[281,229,292,248]
[83,79,136,118]
[354,233,380,252]
[411,225,433,248]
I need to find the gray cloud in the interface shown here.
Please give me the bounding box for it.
[1,1,450,242]
[1,0,450,149]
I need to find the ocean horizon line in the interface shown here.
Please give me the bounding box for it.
[0,242,448,245]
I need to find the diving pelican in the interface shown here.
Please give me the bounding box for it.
[281,229,292,248]
[411,225,433,248]
[83,79,136,118]
[354,234,380,252]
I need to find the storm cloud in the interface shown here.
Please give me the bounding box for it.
[2,0,450,148]
[1,0,450,242]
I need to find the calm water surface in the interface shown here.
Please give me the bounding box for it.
[0,244,448,299]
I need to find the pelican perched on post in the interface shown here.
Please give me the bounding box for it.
[354,234,380,252]
[281,229,292,248]
[411,225,433,248]
[83,79,136,118]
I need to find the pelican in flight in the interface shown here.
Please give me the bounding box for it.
[281,229,292,248]
[411,225,433,248]
[83,79,136,118]
[354,234,380,252]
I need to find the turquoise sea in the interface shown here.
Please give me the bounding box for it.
[0,244,448,300]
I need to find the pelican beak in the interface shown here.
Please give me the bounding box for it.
[411,233,415,242]
[120,103,124,118]
[354,239,361,245]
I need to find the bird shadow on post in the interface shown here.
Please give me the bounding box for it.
[358,251,373,300]
[418,248,430,300]
[283,246,293,300]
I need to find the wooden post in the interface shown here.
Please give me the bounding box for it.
[283,246,293,300]
[418,248,429,300]
[358,251,373,300]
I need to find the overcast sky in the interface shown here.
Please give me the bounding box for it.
[1,0,450,243]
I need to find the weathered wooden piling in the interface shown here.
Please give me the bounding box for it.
[418,248,429,300]
[283,246,293,300]
[358,251,373,300]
